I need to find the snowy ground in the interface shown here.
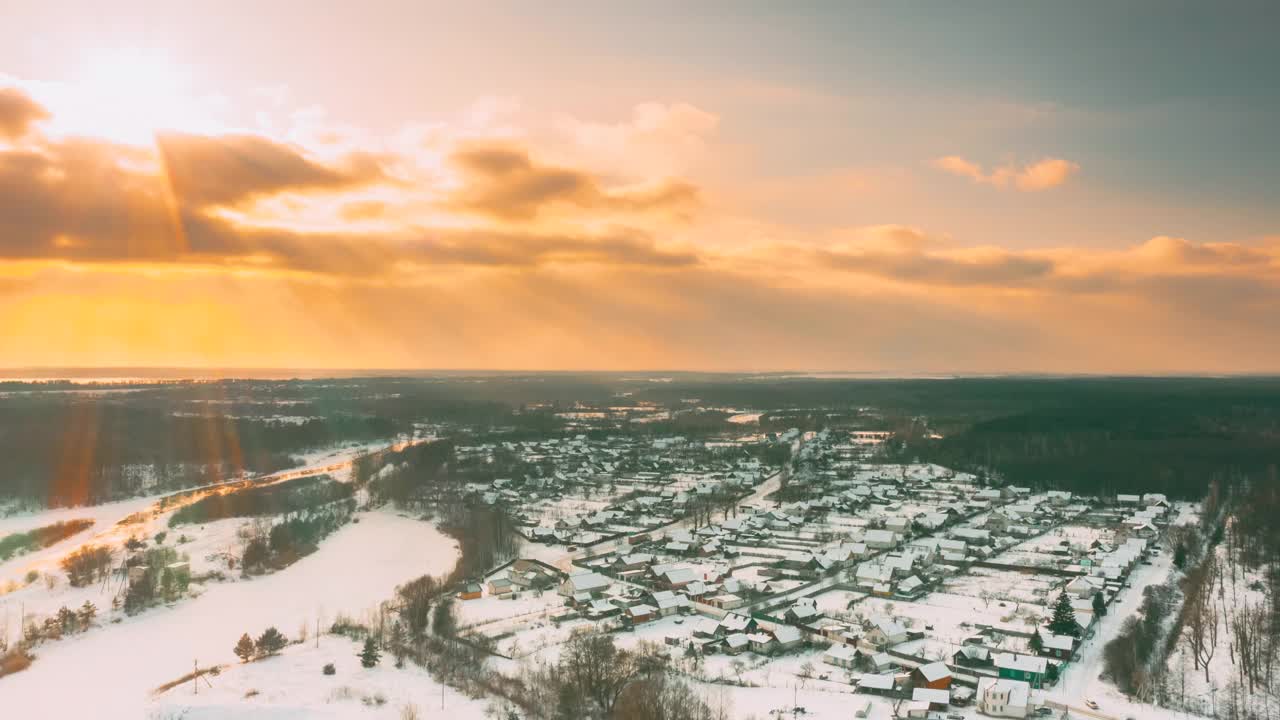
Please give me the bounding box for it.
[2,510,458,718]
[150,635,492,720]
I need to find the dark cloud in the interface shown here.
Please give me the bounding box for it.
[156,133,385,209]
[0,88,49,140]
[815,247,1056,287]
[447,144,699,220]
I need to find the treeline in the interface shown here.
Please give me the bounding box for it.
[169,476,353,526]
[0,391,398,507]
[0,518,93,560]
[241,500,356,573]
[906,386,1280,499]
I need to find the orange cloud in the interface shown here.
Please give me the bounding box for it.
[445,143,700,221]
[933,155,1079,191]
[0,87,49,140]
[156,133,387,209]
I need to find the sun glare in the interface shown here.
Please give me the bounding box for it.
[58,48,222,146]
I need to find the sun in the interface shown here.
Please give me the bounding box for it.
[58,48,223,146]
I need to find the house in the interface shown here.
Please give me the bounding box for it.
[1117,494,1141,505]
[724,633,750,655]
[823,644,859,669]
[661,567,699,589]
[772,624,803,652]
[896,575,925,599]
[586,599,620,619]
[912,661,952,690]
[870,652,896,672]
[1046,491,1073,505]
[626,604,657,625]
[903,700,931,718]
[865,529,898,549]
[912,687,951,711]
[559,571,611,597]
[953,645,992,668]
[856,672,899,697]
[748,632,776,655]
[457,583,482,601]
[1039,632,1075,660]
[785,600,821,625]
[995,653,1047,688]
[650,590,691,616]
[718,612,757,636]
[1065,575,1103,599]
[865,618,908,649]
[977,677,1031,718]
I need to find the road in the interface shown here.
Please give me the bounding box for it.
[1046,527,1180,719]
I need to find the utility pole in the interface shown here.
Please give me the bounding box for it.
[193,659,199,695]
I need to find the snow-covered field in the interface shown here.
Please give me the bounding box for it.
[150,634,492,720]
[2,510,458,718]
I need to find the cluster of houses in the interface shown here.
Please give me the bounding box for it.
[457,433,777,548]
[445,428,1181,720]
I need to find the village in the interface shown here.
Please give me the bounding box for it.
[450,427,1190,719]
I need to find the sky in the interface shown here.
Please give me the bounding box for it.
[0,1,1277,373]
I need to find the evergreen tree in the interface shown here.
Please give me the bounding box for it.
[57,606,78,634]
[1045,662,1060,683]
[234,633,256,662]
[1091,591,1107,617]
[389,621,408,668]
[1173,542,1188,569]
[359,636,381,668]
[1047,592,1079,637]
[1029,628,1044,652]
[256,627,287,656]
[77,601,97,631]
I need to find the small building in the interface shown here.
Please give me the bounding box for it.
[488,577,515,596]
[1039,632,1075,661]
[953,645,992,668]
[626,604,657,625]
[856,672,898,697]
[912,687,951,711]
[772,624,803,652]
[559,571,611,597]
[724,632,750,655]
[748,632,776,655]
[912,661,952,690]
[457,583,482,601]
[865,618,908,649]
[823,644,859,669]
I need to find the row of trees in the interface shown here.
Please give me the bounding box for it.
[241,499,356,573]
[0,519,94,561]
[170,475,353,526]
[21,602,98,645]
[233,627,289,662]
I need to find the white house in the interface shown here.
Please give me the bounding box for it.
[824,644,859,669]
[977,677,1030,718]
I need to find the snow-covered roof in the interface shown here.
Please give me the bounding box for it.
[915,661,951,682]
[995,653,1047,674]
